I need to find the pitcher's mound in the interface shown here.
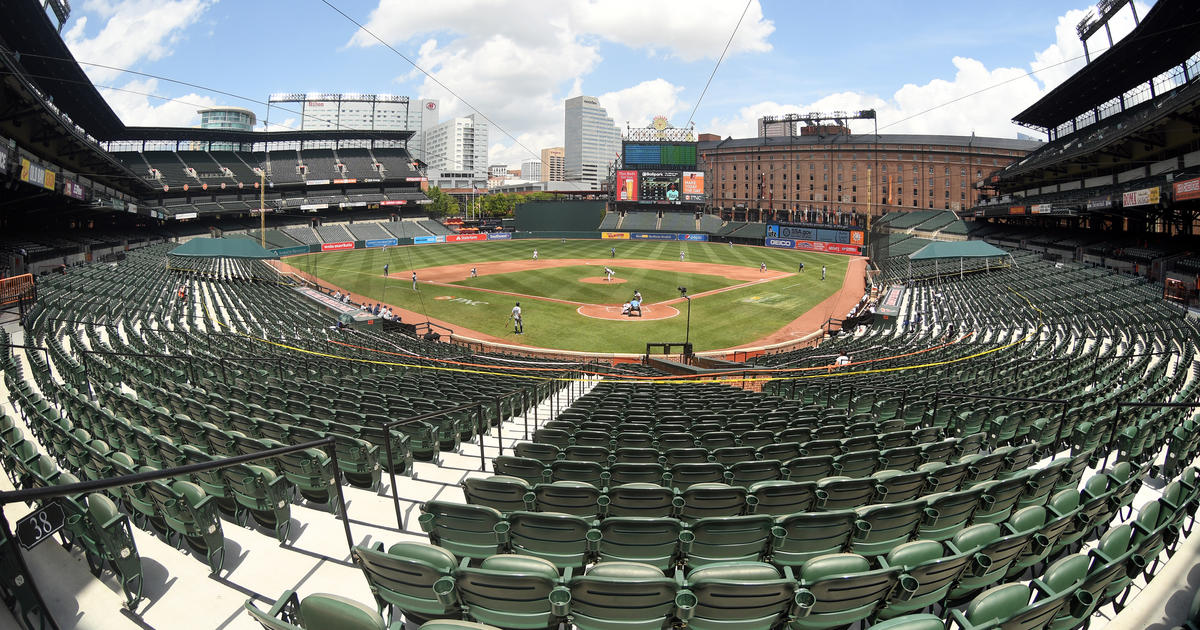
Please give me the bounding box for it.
[579,276,627,284]
[577,304,679,320]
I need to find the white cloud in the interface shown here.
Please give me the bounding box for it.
[704,3,1153,140]
[99,78,217,127]
[65,0,212,83]
[350,0,772,165]
[599,79,688,130]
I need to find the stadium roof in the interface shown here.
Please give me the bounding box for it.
[2,0,126,139]
[908,240,1008,260]
[168,238,278,259]
[1013,1,1200,129]
[114,127,414,143]
[699,134,1042,152]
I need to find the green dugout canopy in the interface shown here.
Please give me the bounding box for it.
[168,237,279,259]
[907,240,1009,260]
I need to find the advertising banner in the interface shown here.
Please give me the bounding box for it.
[273,245,310,256]
[321,241,355,252]
[639,170,682,203]
[850,231,864,246]
[19,158,56,190]
[601,232,630,240]
[682,171,705,202]
[765,237,796,249]
[174,212,198,220]
[414,236,440,244]
[63,180,86,200]
[793,240,862,255]
[1009,206,1026,215]
[1031,203,1051,214]
[681,233,708,241]
[486,232,512,240]
[365,238,398,248]
[1086,196,1112,210]
[630,232,680,241]
[1122,187,1160,208]
[405,177,427,182]
[333,178,357,184]
[447,233,488,242]
[306,179,331,186]
[616,170,639,202]
[1174,177,1200,202]
[380,200,408,206]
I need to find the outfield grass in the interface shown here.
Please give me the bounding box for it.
[450,265,738,304]
[293,239,848,353]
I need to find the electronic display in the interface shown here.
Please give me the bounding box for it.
[623,143,697,167]
[639,171,682,203]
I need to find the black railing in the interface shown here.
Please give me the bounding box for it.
[0,437,351,630]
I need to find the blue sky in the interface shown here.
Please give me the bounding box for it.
[61,0,1152,166]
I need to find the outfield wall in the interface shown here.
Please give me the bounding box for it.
[514,200,607,232]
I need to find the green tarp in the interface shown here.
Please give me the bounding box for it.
[908,240,1008,260]
[168,237,279,259]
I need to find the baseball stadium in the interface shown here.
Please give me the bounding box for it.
[2,1,1200,630]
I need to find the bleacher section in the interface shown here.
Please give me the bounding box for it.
[4,224,1200,630]
[141,151,197,188]
[267,150,303,184]
[372,147,420,179]
[283,226,320,245]
[659,212,696,232]
[598,213,621,230]
[336,148,379,180]
[301,149,340,181]
[418,219,453,236]
[619,212,659,231]
[346,222,393,241]
[314,224,352,243]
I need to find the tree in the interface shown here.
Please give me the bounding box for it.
[425,186,459,218]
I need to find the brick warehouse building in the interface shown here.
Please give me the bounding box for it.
[698,133,1042,222]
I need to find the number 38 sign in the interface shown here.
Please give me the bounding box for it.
[15,501,66,551]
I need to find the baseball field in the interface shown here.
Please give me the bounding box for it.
[285,239,853,353]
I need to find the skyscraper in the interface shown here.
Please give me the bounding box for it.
[564,96,621,189]
[266,93,437,155]
[422,114,489,179]
[540,147,564,182]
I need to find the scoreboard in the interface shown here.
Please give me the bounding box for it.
[622,142,697,168]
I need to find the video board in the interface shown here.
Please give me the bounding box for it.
[623,142,697,168]
[640,171,682,203]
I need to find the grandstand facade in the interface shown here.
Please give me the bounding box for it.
[699,134,1041,222]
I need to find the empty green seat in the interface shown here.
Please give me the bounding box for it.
[950,582,1070,630]
[686,515,775,568]
[876,540,971,620]
[507,511,597,569]
[462,476,533,514]
[419,502,507,561]
[678,561,798,630]
[453,554,567,630]
[351,541,459,626]
[596,517,683,571]
[245,590,386,630]
[771,511,857,568]
[790,553,899,630]
[567,562,677,630]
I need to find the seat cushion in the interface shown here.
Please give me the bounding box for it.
[586,561,665,578]
[479,553,560,577]
[386,541,458,570]
[689,561,781,582]
[799,553,869,581]
[299,593,387,630]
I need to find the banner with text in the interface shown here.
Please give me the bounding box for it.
[764,237,861,255]
[486,232,512,240]
[1122,186,1160,208]
[1174,177,1200,202]
[273,245,311,256]
[365,238,398,248]
[320,241,355,252]
[413,235,443,244]
[601,232,630,240]
[447,233,488,242]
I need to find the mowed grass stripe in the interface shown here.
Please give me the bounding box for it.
[295,239,850,352]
